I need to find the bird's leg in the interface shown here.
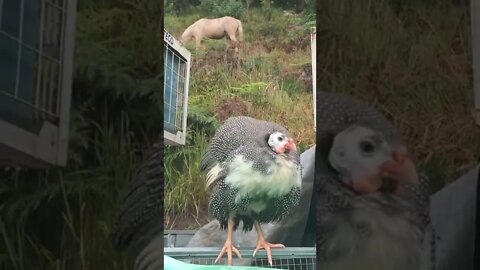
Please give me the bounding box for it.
[215,219,242,266]
[253,221,285,266]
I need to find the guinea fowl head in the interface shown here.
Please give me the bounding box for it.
[267,132,297,155]
[328,125,418,195]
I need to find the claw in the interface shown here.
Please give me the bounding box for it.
[253,221,285,266]
[215,219,242,265]
[214,241,242,265]
[253,241,285,266]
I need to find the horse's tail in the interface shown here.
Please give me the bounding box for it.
[237,20,244,42]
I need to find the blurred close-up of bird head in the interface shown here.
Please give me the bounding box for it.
[329,124,419,196]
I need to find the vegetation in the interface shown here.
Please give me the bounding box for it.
[0,0,161,269]
[198,0,246,18]
[164,3,316,229]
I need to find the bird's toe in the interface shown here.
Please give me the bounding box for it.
[253,240,285,266]
[215,242,242,266]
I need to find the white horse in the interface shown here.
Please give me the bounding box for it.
[180,16,244,50]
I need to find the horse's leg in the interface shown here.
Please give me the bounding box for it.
[195,36,204,51]
[227,31,240,53]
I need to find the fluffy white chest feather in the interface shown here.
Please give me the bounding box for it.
[321,201,425,270]
[223,155,301,199]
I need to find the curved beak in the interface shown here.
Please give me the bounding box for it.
[275,138,297,154]
[352,145,416,195]
[285,138,297,152]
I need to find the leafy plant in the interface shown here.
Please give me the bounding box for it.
[198,0,246,19]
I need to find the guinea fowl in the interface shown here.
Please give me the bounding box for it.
[200,116,302,266]
[316,91,435,270]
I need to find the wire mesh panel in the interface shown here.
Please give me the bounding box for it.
[0,0,66,133]
[164,46,186,133]
[165,247,316,270]
[164,230,197,248]
[0,0,76,167]
[163,30,191,145]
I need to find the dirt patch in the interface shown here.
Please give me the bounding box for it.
[165,202,212,230]
[216,97,251,122]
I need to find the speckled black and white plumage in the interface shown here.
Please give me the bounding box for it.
[112,143,163,255]
[316,91,435,270]
[200,116,302,232]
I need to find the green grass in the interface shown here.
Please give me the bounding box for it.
[0,0,161,269]
[0,118,141,269]
[163,7,316,228]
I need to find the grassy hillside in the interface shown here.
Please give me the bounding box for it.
[163,7,316,229]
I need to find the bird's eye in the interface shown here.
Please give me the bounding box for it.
[278,136,284,141]
[359,140,375,154]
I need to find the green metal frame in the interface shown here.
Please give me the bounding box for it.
[165,247,316,270]
[165,247,316,259]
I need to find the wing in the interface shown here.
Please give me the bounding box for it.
[200,116,291,174]
[204,130,300,189]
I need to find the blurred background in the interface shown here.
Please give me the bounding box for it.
[0,0,161,269]
[317,0,480,195]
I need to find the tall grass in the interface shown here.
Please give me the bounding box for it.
[0,0,161,269]
[163,7,316,228]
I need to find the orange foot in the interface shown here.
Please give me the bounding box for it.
[215,241,242,266]
[253,239,285,266]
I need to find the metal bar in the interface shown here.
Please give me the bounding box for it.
[56,0,77,166]
[46,4,62,115]
[35,0,46,120]
[14,0,25,97]
[40,58,50,119]
[0,0,4,30]
[47,59,57,115]
[177,60,186,131]
[164,230,198,234]
[56,0,65,115]
[181,48,191,145]
[472,0,480,124]
[175,53,181,130]
[169,45,174,126]
[164,247,316,259]
[311,27,316,130]
[39,1,52,117]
